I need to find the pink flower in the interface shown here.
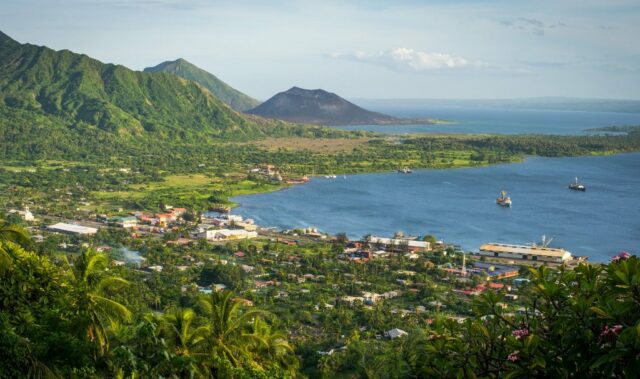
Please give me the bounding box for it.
[507,351,520,362]
[512,328,529,340]
[600,324,623,343]
[611,252,631,263]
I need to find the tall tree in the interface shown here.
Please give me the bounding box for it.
[199,291,266,369]
[161,307,209,378]
[68,250,132,356]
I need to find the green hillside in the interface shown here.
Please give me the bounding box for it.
[0,31,346,161]
[144,58,260,111]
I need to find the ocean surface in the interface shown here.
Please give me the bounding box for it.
[332,105,640,135]
[232,153,640,262]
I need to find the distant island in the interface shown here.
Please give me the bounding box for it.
[246,87,438,126]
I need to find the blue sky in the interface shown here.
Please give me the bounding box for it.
[1,0,639,100]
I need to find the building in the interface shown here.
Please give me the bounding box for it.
[443,262,519,281]
[109,216,138,228]
[368,236,431,252]
[9,206,35,221]
[48,222,98,235]
[197,229,258,241]
[156,213,175,227]
[479,243,573,263]
[385,328,408,339]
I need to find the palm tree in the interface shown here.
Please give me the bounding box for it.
[0,220,30,246]
[161,307,209,378]
[249,317,299,373]
[0,220,31,271]
[68,250,132,356]
[199,291,267,369]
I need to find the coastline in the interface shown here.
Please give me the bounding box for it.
[229,152,640,262]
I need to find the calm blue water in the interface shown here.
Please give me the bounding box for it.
[332,106,640,135]
[232,153,640,262]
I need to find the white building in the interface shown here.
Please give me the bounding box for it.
[8,206,34,221]
[368,236,430,252]
[479,243,573,263]
[48,222,98,235]
[197,229,257,241]
[385,328,408,339]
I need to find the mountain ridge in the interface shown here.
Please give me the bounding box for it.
[0,31,347,160]
[144,58,260,112]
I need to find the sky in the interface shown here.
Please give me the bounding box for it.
[1,0,639,100]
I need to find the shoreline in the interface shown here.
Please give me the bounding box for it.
[228,152,640,263]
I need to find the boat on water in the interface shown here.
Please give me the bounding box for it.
[397,167,412,174]
[496,191,512,207]
[324,174,337,179]
[568,177,586,191]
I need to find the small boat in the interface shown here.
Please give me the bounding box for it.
[496,191,512,207]
[324,174,337,179]
[568,177,586,191]
[397,167,412,174]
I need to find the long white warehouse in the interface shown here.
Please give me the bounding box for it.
[48,222,98,235]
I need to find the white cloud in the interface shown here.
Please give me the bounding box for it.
[330,47,485,72]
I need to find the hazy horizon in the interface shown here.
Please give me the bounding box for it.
[2,0,639,100]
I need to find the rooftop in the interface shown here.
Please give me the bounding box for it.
[480,243,571,258]
[48,222,98,235]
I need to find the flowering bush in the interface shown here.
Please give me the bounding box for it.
[512,328,529,340]
[611,251,631,263]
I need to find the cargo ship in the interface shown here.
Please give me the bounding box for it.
[496,191,512,207]
[568,177,586,191]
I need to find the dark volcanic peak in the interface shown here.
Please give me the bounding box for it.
[247,86,400,126]
[144,58,260,111]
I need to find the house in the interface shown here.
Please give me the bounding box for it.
[156,213,175,227]
[341,296,365,304]
[385,328,408,339]
[110,216,138,228]
[170,208,187,217]
[147,265,163,272]
[362,292,382,304]
[255,280,276,288]
[48,222,98,235]
[346,250,372,262]
[167,238,191,245]
[372,250,390,258]
[232,297,254,307]
[382,290,400,299]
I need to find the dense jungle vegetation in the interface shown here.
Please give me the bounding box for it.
[1,223,639,378]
